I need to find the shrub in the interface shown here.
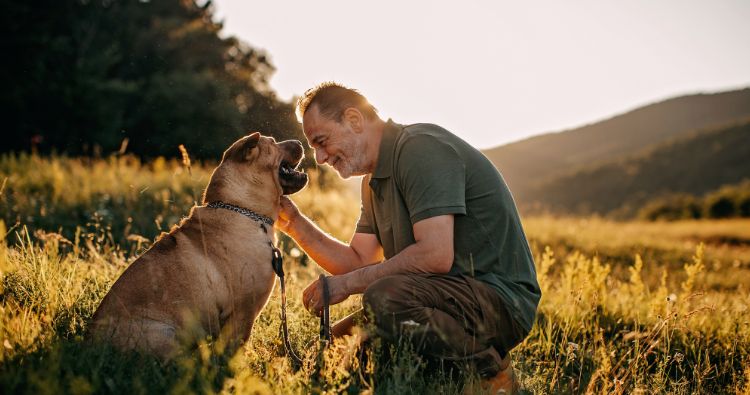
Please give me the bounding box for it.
[737,192,750,217]
[704,194,736,219]
[638,194,701,221]
[639,180,750,221]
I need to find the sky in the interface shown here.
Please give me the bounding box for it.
[212,0,750,149]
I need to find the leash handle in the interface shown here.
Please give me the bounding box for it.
[319,274,332,343]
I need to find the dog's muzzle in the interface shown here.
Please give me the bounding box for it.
[278,140,307,195]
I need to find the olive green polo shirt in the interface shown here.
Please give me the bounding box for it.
[355,120,541,333]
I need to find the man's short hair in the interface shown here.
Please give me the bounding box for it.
[295,82,379,123]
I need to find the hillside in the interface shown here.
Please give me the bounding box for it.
[519,120,750,216]
[484,88,750,199]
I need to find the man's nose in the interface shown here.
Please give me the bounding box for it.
[315,149,328,165]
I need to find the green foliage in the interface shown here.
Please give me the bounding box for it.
[740,192,750,217]
[702,181,750,219]
[638,194,702,221]
[705,194,736,219]
[639,180,750,221]
[0,0,301,159]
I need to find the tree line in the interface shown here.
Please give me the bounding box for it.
[638,180,750,221]
[1,0,301,159]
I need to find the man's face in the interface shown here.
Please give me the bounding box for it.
[302,105,368,179]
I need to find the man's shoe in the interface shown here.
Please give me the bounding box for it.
[479,351,519,394]
[482,360,519,394]
[462,351,519,394]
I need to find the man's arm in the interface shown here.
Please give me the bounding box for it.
[277,196,384,275]
[303,214,454,313]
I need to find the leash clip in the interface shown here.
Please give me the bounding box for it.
[271,245,284,278]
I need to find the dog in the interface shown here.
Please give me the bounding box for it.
[89,132,308,360]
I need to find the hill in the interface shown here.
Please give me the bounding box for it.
[518,120,750,216]
[484,88,750,201]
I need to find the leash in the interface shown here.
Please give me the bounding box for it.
[319,274,332,343]
[272,250,332,372]
[206,201,332,368]
[270,243,304,369]
[312,273,332,382]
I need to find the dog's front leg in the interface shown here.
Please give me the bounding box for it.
[215,309,255,357]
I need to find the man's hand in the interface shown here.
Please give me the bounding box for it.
[302,275,350,316]
[276,196,300,234]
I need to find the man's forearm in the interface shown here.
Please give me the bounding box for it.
[285,213,366,275]
[341,239,450,294]
[301,215,454,314]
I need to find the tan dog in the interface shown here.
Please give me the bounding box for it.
[89,132,308,360]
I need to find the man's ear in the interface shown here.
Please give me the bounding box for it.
[342,108,364,133]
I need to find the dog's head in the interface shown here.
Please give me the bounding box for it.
[203,132,308,205]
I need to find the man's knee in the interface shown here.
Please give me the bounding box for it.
[362,275,416,321]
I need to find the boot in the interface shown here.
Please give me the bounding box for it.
[480,352,518,394]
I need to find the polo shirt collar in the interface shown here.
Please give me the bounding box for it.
[371,119,401,179]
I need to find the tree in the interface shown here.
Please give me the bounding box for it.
[0,0,301,159]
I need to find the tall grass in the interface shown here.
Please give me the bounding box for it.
[524,216,750,291]
[1,154,749,393]
[0,152,357,254]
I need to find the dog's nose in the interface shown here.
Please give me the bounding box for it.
[282,139,302,149]
[280,140,304,159]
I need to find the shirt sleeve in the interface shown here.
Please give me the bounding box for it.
[354,175,375,234]
[395,134,467,224]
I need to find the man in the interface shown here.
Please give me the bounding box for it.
[277,82,540,393]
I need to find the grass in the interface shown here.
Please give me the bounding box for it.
[523,216,750,291]
[1,153,749,394]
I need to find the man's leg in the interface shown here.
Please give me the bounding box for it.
[361,274,525,377]
[331,310,367,338]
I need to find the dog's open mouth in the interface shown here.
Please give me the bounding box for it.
[279,160,307,195]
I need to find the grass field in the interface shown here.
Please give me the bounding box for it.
[1,154,749,394]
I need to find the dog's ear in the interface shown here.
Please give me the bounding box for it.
[224,132,261,162]
[241,132,261,153]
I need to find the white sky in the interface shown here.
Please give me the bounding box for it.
[212,0,750,149]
